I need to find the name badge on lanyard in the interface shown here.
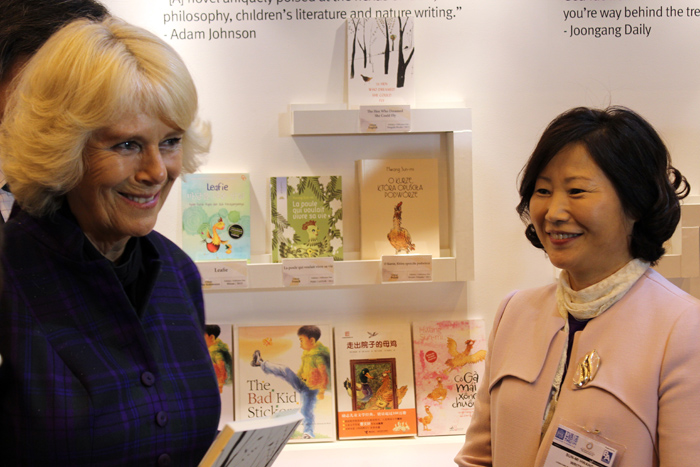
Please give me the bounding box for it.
[543,420,625,467]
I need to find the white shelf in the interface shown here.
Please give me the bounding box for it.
[275,435,464,467]
[203,106,473,291]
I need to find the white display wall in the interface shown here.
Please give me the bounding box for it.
[102,0,700,464]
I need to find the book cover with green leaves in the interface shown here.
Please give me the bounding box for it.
[270,176,343,263]
[181,173,250,261]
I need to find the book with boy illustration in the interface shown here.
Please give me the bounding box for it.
[234,324,336,442]
[334,323,417,439]
[270,176,343,263]
[181,173,251,261]
[356,158,439,259]
[198,409,303,467]
[412,319,487,436]
[205,324,234,429]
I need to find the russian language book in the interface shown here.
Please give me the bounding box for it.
[270,176,343,263]
[234,324,336,442]
[357,158,439,259]
[334,323,417,439]
[205,324,234,430]
[181,173,250,261]
[347,17,415,108]
[412,319,487,436]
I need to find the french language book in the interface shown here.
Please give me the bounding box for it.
[234,324,336,443]
[198,409,303,467]
[334,323,417,439]
[205,324,234,430]
[357,158,439,259]
[412,319,487,436]
[181,173,251,261]
[347,17,415,108]
[270,176,343,263]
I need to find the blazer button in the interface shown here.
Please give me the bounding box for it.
[141,371,156,387]
[156,411,169,427]
[157,453,172,466]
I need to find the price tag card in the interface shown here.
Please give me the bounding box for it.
[382,255,432,283]
[197,260,249,290]
[282,257,335,287]
[360,105,411,133]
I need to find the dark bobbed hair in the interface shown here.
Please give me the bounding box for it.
[297,325,321,341]
[516,106,689,265]
[0,0,108,81]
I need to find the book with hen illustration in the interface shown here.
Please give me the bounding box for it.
[334,323,417,439]
[233,324,336,443]
[205,324,235,430]
[181,173,250,262]
[357,158,439,260]
[412,319,486,436]
[270,176,343,263]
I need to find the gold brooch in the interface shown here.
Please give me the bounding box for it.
[573,349,600,389]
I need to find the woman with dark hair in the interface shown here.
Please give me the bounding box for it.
[455,107,700,466]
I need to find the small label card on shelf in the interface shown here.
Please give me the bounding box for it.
[382,254,433,283]
[282,257,335,287]
[197,260,249,289]
[360,105,411,133]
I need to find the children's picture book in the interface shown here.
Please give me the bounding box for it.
[234,325,336,443]
[270,176,343,263]
[357,158,439,260]
[412,320,487,436]
[334,323,416,439]
[205,324,235,429]
[347,17,415,108]
[198,409,303,467]
[181,173,251,261]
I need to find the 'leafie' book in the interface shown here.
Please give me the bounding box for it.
[270,176,343,263]
[181,173,250,261]
[412,320,487,436]
[357,158,439,259]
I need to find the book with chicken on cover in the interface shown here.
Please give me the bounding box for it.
[181,173,251,261]
[204,324,234,430]
[234,325,336,442]
[198,409,303,467]
[412,319,487,436]
[357,158,439,260]
[334,323,417,439]
[270,176,343,263]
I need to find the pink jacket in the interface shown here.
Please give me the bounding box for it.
[455,269,700,467]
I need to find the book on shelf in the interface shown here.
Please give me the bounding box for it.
[198,409,303,467]
[357,158,440,260]
[205,324,234,429]
[347,17,415,108]
[270,176,343,263]
[181,173,251,261]
[334,323,417,439]
[412,319,487,436]
[234,324,336,442]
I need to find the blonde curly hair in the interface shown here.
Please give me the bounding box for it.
[0,17,210,216]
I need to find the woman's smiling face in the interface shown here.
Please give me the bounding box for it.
[529,143,635,290]
[66,112,183,260]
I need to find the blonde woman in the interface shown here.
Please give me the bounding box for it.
[0,18,219,465]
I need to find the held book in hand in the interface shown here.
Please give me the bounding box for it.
[198,409,303,467]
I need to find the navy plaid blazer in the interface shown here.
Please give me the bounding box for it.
[0,207,221,466]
